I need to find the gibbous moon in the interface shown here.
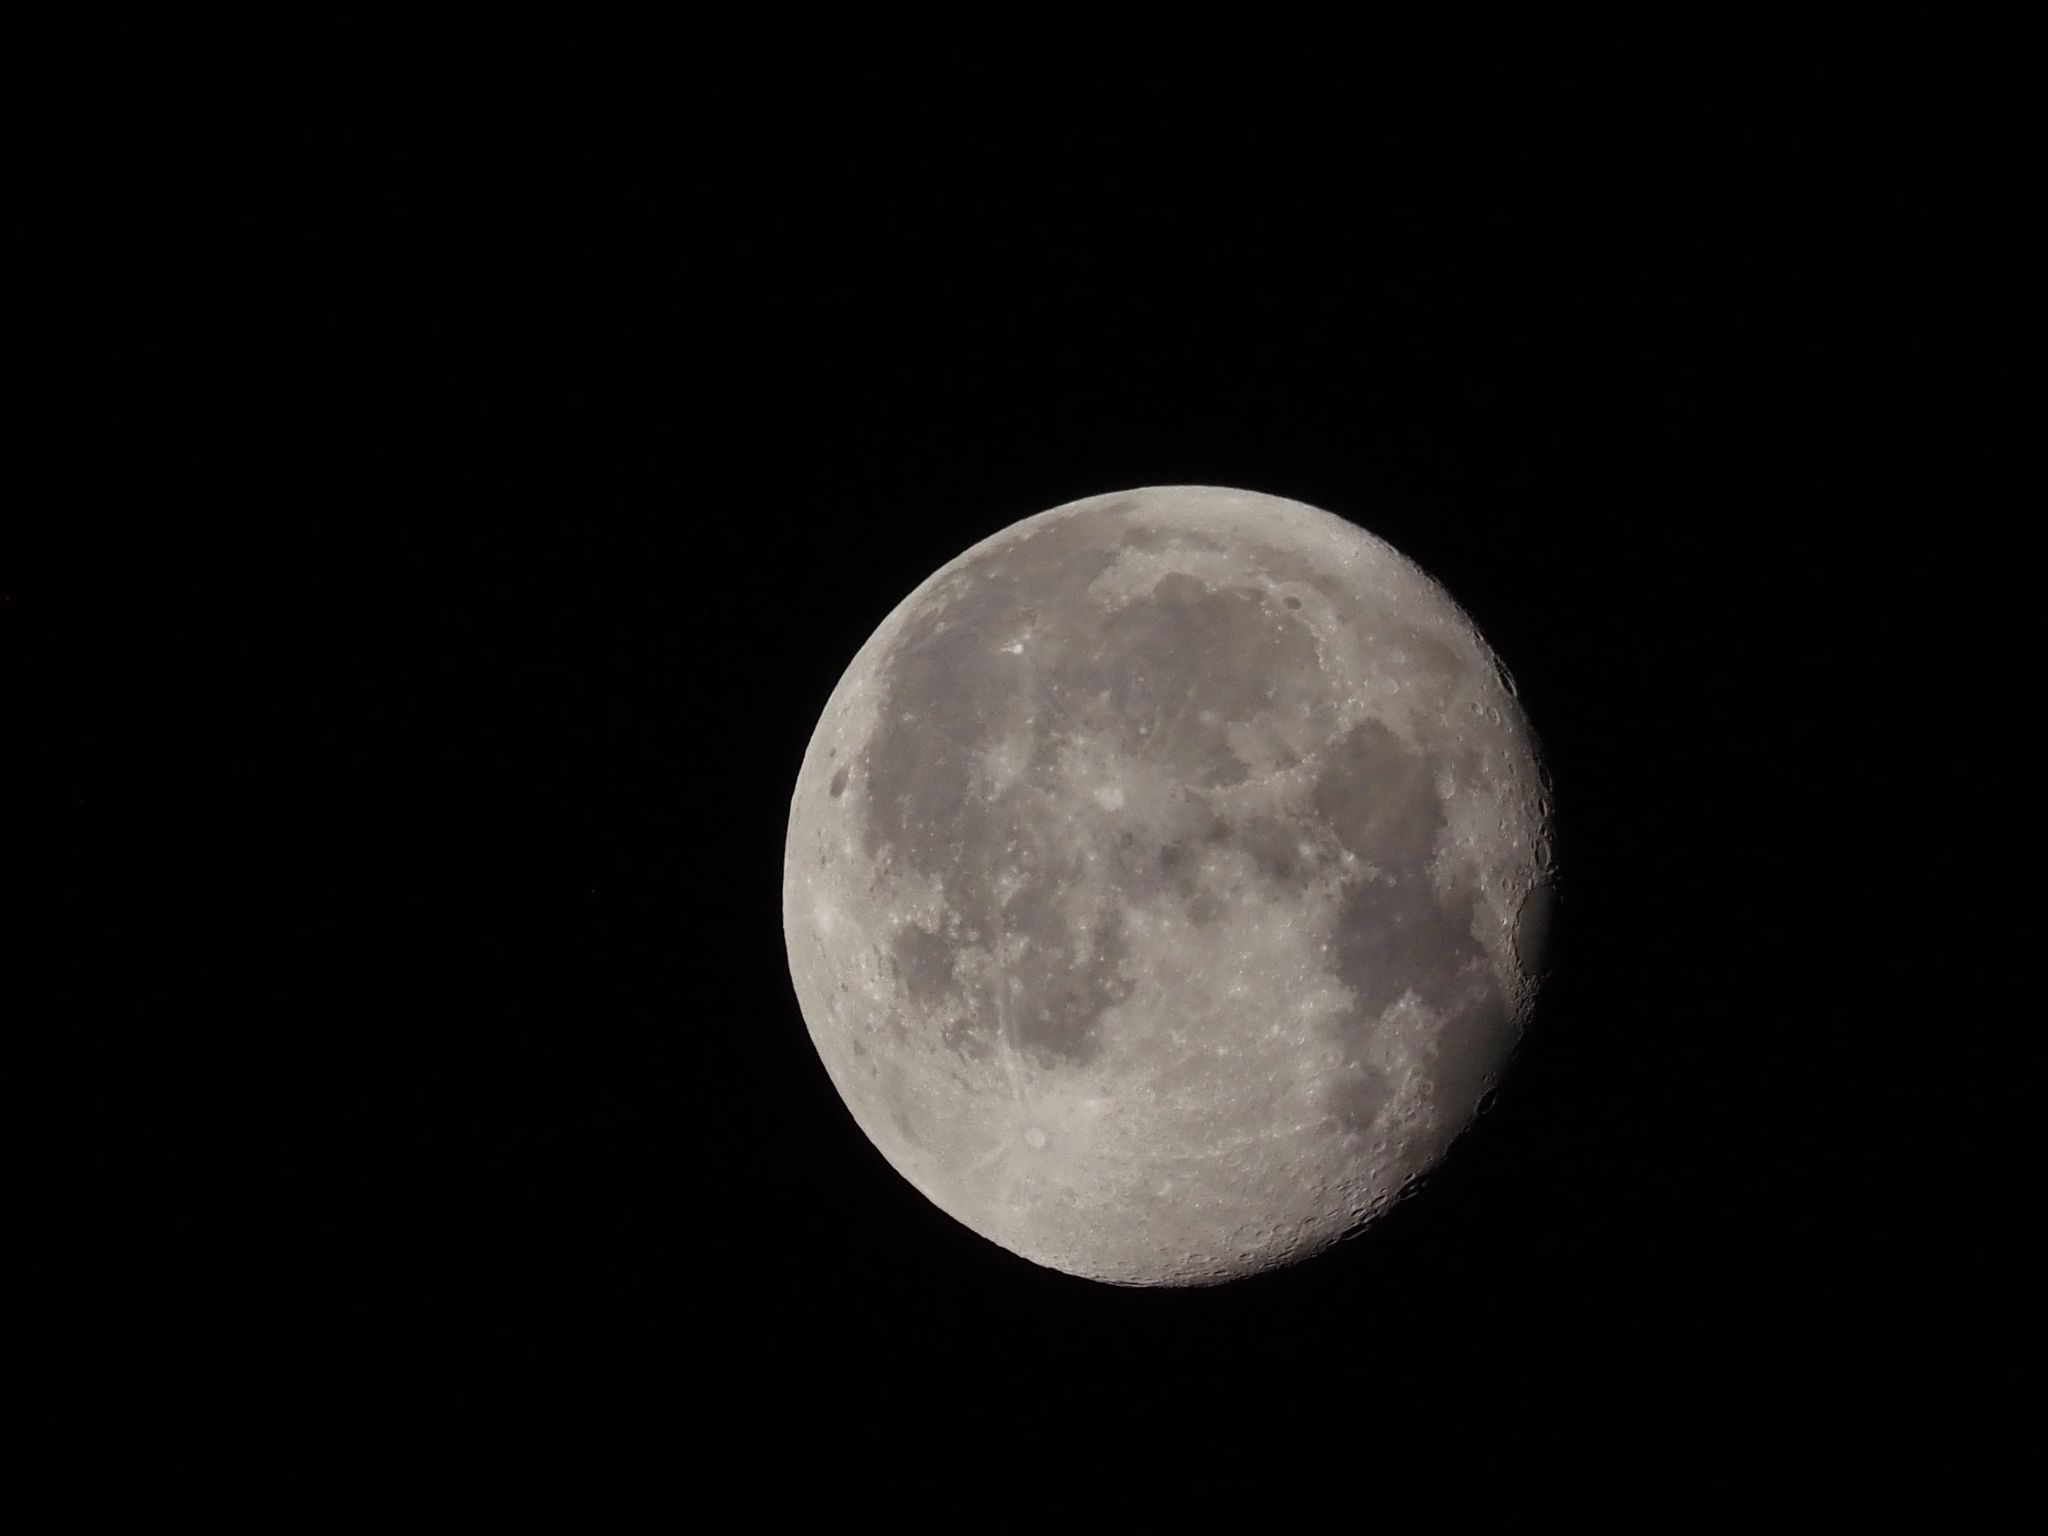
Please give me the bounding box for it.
[783,486,1553,1286]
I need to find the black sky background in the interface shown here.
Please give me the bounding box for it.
[132,94,1992,1423]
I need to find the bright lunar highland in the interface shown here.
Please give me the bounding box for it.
[783,486,1553,1285]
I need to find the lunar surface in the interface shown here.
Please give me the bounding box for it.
[782,486,1553,1286]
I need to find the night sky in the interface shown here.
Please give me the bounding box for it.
[135,90,1989,1429]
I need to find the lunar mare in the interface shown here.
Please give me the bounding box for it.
[783,486,1553,1286]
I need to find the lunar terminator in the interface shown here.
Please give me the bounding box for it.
[783,486,1552,1285]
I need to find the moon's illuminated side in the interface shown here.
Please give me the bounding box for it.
[783,486,1553,1286]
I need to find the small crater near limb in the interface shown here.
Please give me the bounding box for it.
[829,767,849,797]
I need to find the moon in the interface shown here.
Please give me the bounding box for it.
[783,486,1553,1286]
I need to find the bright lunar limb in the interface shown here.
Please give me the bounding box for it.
[782,486,1554,1286]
